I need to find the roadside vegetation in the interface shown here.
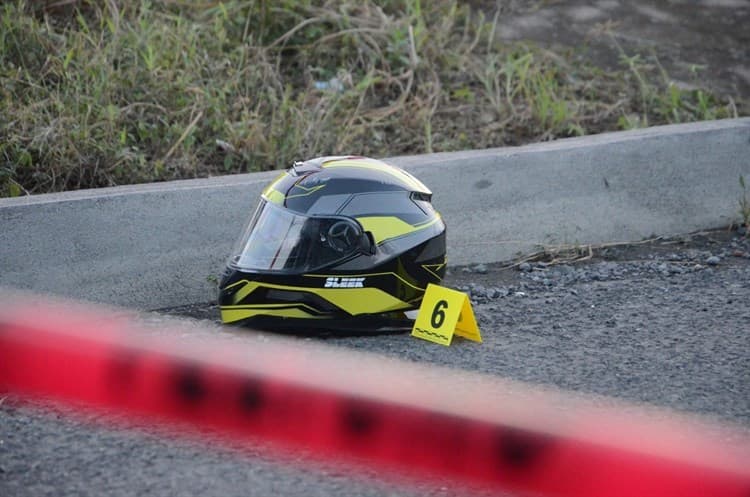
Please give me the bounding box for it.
[0,0,745,197]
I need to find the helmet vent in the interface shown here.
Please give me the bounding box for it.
[291,159,323,175]
[410,192,432,202]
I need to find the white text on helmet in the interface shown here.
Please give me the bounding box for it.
[324,277,365,288]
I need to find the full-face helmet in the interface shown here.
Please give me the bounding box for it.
[218,156,446,330]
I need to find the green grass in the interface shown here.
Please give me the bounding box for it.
[0,0,745,197]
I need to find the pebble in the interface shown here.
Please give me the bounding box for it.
[706,256,720,266]
[470,285,487,298]
[472,263,488,274]
[518,262,532,272]
[489,287,506,298]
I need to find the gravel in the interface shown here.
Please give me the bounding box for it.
[330,229,750,426]
[2,228,749,497]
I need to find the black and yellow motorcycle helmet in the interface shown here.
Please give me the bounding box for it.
[218,156,446,330]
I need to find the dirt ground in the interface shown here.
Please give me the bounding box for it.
[480,0,750,99]
[448,227,750,289]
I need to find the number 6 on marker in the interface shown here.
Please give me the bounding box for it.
[431,300,448,328]
[411,284,481,346]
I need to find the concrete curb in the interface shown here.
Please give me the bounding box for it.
[2,118,749,309]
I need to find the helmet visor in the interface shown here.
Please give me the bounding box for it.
[229,200,372,272]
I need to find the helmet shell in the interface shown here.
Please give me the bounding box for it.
[218,156,446,330]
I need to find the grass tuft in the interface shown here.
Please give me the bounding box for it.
[739,175,750,233]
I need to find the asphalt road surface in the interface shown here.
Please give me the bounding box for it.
[2,229,748,497]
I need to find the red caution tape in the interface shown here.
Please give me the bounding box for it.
[1,294,749,497]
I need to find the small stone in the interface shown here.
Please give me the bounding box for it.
[706,256,720,266]
[489,287,502,299]
[471,286,487,298]
[472,263,488,274]
[518,262,532,272]
[215,139,236,153]
[669,265,685,274]
[732,250,746,258]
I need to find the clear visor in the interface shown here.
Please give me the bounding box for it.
[229,200,372,272]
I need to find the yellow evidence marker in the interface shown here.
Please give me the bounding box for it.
[411,283,482,346]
